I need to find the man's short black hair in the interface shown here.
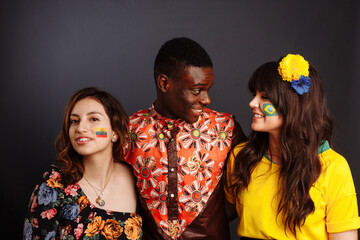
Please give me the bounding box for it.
[154,37,213,81]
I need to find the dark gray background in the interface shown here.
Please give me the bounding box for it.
[0,1,359,238]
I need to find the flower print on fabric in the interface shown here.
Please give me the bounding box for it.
[74,223,84,240]
[102,219,123,239]
[40,208,57,220]
[160,157,191,184]
[24,167,143,240]
[59,225,72,239]
[179,180,211,215]
[124,213,143,240]
[44,230,56,240]
[46,170,64,189]
[177,120,212,151]
[129,110,153,129]
[143,123,168,153]
[64,183,80,196]
[177,157,191,183]
[160,219,187,239]
[208,121,233,151]
[63,204,80,220]
[133,156,163,192]
[85,216,106,237]
[217,161,225,181]
[38,182,58,206]
[126,106,235,238]
[187,151,214,181]
[149,181,168,215]
[23,219,32,240]
[128,125,148,151]
[77,195,90,212]
[214,113,232,124]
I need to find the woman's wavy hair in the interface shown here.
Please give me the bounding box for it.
[230,60,333,235]
[55,87,129,185]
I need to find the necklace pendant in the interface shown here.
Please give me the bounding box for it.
[96,196,105,206]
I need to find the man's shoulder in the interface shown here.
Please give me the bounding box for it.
[129,108,152,119]
[204,108,234,119]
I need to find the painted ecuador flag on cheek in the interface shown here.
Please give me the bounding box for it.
[95,128,107,138]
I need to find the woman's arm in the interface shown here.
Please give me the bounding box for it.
[329,230,358,240]
[23,168,62,239]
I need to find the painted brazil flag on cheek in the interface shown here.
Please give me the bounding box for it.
[263,103,278,116]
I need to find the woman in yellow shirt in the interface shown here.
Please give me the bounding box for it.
[225,54,360,239]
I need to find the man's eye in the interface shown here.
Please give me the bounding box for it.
[193,89,200,95]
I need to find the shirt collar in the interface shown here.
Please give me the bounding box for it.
[264,140,331,163]
[151,102,183,130]
[318,140,330,154]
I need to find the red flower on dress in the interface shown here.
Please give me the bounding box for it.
[31,218,39,228]
[40,208,57,220]
[64,184,80,196]
[74,223,84,240]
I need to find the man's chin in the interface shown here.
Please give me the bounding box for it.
[183,116,199,124]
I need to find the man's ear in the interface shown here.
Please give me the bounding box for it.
[157,74,171,93]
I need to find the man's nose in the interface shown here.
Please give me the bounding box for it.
[200,92,211,106]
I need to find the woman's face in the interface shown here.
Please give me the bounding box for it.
[249,90,283,137]
[68,97,117,159]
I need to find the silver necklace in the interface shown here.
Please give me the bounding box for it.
[83,166,114,207]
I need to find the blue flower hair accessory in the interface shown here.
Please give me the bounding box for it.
[291,75,311,95]
[278,54,312,95]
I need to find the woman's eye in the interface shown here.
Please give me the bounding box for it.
[70,119,79,124]
[90,117,99,122]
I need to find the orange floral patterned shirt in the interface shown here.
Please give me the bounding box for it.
[125,105,239,239]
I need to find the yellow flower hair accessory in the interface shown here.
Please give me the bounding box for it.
[278,54,309,82]
[278,54,312,95]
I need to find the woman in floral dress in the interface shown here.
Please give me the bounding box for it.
[24,87,142,240]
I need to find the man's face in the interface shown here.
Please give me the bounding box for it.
[160,66,214,123]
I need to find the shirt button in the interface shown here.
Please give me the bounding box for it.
[170,193,174,198]
[170,168,175,172]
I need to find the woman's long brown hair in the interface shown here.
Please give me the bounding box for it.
[55,87,129,185]
[230,61,333,236]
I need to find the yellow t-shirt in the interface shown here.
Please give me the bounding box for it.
[224,141,360,239]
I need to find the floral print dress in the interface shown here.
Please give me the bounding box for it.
[23,166,142,240]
